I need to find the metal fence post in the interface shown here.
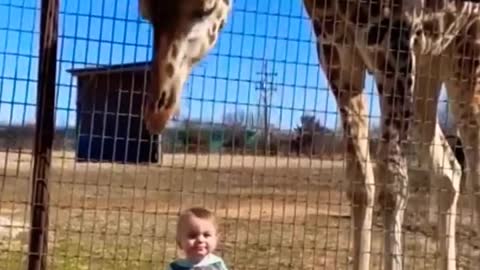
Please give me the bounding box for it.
[27,0,59,269]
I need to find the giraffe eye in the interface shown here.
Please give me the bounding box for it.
[191,2,217,20]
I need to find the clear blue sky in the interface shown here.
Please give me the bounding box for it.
[0,0,449,131]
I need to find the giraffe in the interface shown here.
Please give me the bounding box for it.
[301,1,473,270]
[138,0,480,270]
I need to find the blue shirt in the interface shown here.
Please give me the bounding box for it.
[167,254,229,270]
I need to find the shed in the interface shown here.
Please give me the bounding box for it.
[67,61,161,164]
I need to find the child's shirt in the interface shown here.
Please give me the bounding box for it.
[167,254,229,270]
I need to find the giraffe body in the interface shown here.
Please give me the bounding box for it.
[140,1,480,269]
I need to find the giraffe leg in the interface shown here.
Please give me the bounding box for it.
[446,80,480,263]
[445,20,480,265]
[373,21,417,270]
[317,42,374,270]
[413,66,460,270]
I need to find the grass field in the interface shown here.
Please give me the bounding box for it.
[0,150,479,269]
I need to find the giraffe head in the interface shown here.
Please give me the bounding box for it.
[139,0,231,134]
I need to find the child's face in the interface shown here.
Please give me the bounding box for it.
[177,215,218,263]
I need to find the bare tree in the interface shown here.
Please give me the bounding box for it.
[223,110,246,127]
[223,109,260,129]
[293,114,338,156]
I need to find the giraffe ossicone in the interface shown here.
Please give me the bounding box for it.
[140,1,480,270]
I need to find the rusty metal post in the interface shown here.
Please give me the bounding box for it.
[27,0,58,269]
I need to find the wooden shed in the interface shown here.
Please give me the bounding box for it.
[68,62,161,164]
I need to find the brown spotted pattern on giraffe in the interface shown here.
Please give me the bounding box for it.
[338,0,383,25]
[424,0,458,12]
[171,44,179,58]
[421,12,457,41]
[208,30,217,45]
[312,20,322,36]
[304,3,355,43]
[321,44,339,62]
[219,19,225,30]
[165,88,177,109]
[157,91,166,109]
[165,63,175,78]
[455,57,480,81]
[422,19,440,40]
[191,55,203,64]
[454,32,480,79]
[304,0,333,12]
[215,9,222,19]
[375,54,389,73]
[319,43,346,75]
[459,110,473,123]
[318,17,351,42]
[379,81,413,138]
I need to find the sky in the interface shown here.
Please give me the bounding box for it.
[0,0,449,131]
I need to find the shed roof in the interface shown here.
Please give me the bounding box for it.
[67,61,151,77]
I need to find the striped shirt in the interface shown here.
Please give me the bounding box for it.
[167,254,228,270]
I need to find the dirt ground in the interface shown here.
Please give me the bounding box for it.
[0,150,479,269]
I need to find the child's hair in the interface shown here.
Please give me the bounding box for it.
[176,207,218,242]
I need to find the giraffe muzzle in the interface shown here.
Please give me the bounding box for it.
[144,96,176,135]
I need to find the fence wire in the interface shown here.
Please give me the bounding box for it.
[0,0,479,269]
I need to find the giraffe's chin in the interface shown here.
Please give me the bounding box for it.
[144,109,174,135]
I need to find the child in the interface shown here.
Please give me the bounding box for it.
[168,207,229,270]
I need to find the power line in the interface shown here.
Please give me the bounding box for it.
[255,60,277,155]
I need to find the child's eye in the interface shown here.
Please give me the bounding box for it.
[203,233,211,238]
[188,233,198,239]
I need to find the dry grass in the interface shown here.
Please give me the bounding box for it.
[0,150,479,269]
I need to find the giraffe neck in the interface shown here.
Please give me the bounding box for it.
[137,0,233,134]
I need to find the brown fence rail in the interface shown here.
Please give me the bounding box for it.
[27,0,58,269]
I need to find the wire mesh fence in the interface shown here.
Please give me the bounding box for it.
[1,0,480,269]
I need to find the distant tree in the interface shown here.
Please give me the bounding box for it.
[293,114,335,156]
[223,110,247,128]
[179,119,209,152]
[222,109,282,154]
[223,109,263,129]
[222,109,252,152]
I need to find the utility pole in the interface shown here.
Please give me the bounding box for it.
[256,60,277,155]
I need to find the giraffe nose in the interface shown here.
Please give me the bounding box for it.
[143,92,176,134]
[157,89,176,111]
[144,104,172,134]
[156,91,166,109]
